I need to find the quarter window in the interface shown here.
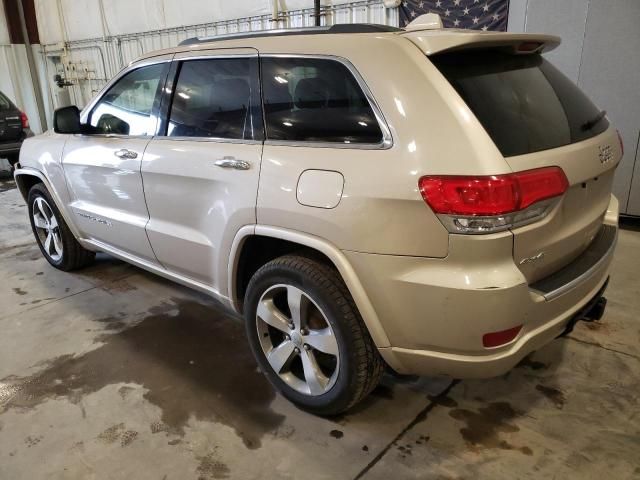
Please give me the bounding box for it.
[261,57,383,144]
[167,58,259,140]
[89,63,167,136]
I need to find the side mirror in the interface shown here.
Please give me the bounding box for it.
[53,106,82,134]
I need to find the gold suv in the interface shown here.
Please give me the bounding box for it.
[14,20,620,414]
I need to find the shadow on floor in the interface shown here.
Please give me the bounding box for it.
[619,216,640,232]
[0,168,15,193]
[1,250,569,459]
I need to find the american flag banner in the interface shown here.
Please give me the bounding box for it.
[400,0,509,31]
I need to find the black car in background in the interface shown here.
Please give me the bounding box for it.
[0,90,33,169]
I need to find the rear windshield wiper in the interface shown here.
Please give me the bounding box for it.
[581,110,607,131]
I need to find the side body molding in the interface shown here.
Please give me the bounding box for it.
[227,225,391,348]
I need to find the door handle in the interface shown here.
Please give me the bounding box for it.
[214,156,251,170]
[114,149,138,159]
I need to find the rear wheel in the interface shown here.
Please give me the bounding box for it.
[244,254,384,415]
[28,183,95,270]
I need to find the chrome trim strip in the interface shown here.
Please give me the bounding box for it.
[532,226,618,301]
[260,54,393,150]
[156,136,262,145]
[436,198,558,234]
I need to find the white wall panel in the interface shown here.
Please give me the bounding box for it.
[34,0,63,44]
[506,0,527,33]
[102,0,166,35]
[524,0,589,83]
[0,3,10,45]
[162,0,272,28]
[34,0,389,44]
[59,0,104,42]
[35,0,104,44]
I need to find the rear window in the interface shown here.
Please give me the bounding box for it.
[431,50,609,157]
[0,92,13,111]
[261,57,383,144]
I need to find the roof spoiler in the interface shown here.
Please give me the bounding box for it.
[403,30,561,56]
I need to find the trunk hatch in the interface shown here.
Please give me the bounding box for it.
[430,47,620,284]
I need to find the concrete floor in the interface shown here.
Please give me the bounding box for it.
[0,164,639,480]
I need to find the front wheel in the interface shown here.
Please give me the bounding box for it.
[28,183,95,271]
[244,254,384,415]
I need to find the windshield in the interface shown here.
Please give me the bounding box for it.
[431,50,609,157]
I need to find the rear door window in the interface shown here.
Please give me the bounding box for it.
[166,57,261,140]
[261,57,383,144]
[431,50,609,157]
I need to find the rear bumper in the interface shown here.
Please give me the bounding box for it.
[379,276,611,378]
[345,195,619,378]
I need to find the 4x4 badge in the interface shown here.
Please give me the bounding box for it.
[519,252,545,265]
[599,144,613,165]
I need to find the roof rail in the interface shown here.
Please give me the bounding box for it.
[178,23,402,46]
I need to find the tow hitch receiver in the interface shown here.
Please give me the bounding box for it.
[559,278,609,337]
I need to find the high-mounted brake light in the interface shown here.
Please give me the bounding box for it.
[20,111,29,129]
[419,167,569,234]
[517,42,543,53]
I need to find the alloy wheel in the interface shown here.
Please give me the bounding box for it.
[256,284,340,396]
[32,196,63,262]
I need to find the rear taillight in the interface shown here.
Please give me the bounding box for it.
[617,129,624,156]
[419,167,569,234]
[20,111,29,129]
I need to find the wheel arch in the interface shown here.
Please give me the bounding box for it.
[14,168,84,241]
[228,225,391,348]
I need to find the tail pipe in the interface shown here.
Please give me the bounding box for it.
[559,278,609,337]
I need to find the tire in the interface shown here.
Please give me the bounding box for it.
[27,183,95,271]
[244,254,384,415]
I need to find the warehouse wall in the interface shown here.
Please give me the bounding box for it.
[507,0,640,215]
[34,0,373,44]
[0,3,47,134]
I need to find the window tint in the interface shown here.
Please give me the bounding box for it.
[167,58,258,140]
[432,51,609,157]
[261,57,383,144]
[90,63,166,136]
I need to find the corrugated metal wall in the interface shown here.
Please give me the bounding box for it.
[40,0,398,117]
